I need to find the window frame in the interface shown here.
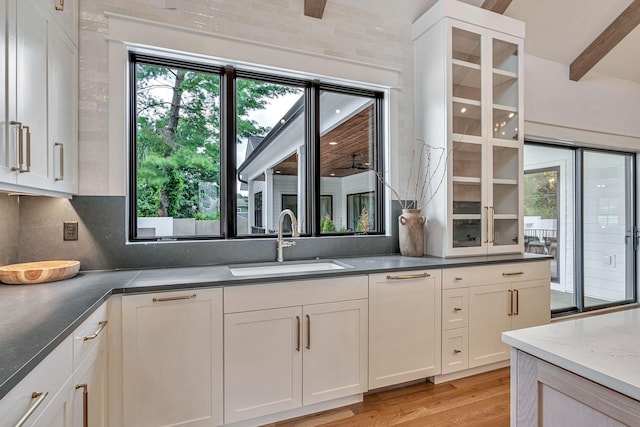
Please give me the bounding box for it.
[128,53,385,241]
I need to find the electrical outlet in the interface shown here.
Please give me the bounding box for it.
[64,221,78,241]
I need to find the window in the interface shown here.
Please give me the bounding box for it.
[253,191,263,230]
[129,53,385,240]
[524,142,635,316]
[347,191,376,232]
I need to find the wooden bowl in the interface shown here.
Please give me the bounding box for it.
[0,260,80,285]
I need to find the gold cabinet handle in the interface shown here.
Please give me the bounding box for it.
[83,320,108,341]
[453,307,462,312]
[152,294,196,303]
[453,349,462,354]
[75,384,88,427]
[55,0,64,11]
[306,314,311,350]
[484,206,490,243]
[454,277,463,281]
[489,206,495,243]
[513,289,519,316]
[10,121,24,172]
[24,125,31,173]
[508,289,513,316]
[14,391,48,427]
[502,271,524,276]
[295,316,301,352]
[386,272,430,280]
[55,143,64,181]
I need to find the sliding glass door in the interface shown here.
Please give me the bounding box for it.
[524,143,635,315]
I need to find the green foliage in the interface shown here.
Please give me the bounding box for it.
[356,207,370,233]
[194,210,220,221]
[524,171,558,219]
[135,63,299,221]
[321,215,336,233]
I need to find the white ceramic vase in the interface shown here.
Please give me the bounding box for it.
[398,209,426,257]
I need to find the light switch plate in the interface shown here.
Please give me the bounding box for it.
[64,221,78,241]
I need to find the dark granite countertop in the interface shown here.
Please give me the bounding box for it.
[0,253,548,400]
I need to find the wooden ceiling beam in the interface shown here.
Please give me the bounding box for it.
[480,0,512,14]
[570,0,640,81]
[304,0,327,19]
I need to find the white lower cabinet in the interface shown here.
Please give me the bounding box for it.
[368,270,441,389]
[442,261,551,374]
[72,335,107,427]
[122,288,224,427]
[224,307,303,422]
[0,302,108,427]
[223,277,368,425]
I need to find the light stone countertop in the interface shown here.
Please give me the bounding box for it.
[503,308,640,401]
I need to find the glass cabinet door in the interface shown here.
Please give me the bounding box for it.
[491,145,519,246]
[451,27,482,137]
[492,38,519,141]
[451,142,483,248]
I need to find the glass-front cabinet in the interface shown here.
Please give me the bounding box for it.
[413,0,524,257]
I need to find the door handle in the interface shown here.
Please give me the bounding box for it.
[75,384,88,427]
[508,289,513,316]
[296,316,301,352]
[306,314,311,350]
[513,289,519,316]
[55,143,64,181]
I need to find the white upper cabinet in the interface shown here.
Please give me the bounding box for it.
[43,0,78,46]
[413,0,525,257]
[0,0,78,196]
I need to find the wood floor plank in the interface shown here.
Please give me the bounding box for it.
[271,368,510,427]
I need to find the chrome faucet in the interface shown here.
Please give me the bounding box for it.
[277,209,300,262]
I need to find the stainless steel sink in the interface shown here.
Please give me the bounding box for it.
[229,260,349,277]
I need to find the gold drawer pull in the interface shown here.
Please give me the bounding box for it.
[75,384,88,427]
[453,349,462,354]
[296,316,301,352]
[502,271,524,276]
[15,391,48,427]
[453,307,462,312]
[454,277,463,281]
[55,143,64,181]
[83,320,107,341]
[152,294,197,303]
[386,273,430,280]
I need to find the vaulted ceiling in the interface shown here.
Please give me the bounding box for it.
[327,0,640,83]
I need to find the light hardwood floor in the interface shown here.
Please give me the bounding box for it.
[268,368,510,427]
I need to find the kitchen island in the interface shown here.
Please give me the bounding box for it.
[503,308,640,426]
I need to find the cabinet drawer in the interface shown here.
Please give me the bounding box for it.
[443,261,549,289]
[0,336,73,426]
[442,328,468,375]
[73,302,108,369]
[442,288,468,330]
[224,276,368,313]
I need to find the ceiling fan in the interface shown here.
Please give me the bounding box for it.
[340,154,367,170]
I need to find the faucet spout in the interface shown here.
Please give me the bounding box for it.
[277,209,299,262]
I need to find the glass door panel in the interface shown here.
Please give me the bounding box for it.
[453,142,482,178]
[492,38,518,141]
[452,27,482,138]
[452,27,481,64]
[583,151,634,308]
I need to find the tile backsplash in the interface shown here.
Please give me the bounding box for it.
[11,195,401,270]
[0,195,19,266]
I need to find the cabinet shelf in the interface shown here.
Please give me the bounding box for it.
[493,214,518,220]
[493,178,518,185]
[453,59,481,70]
[492,104,517,113]
[492,68,517,79]
[452,214,482,220]
[453,176,481,184]
[452,97,481,107]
